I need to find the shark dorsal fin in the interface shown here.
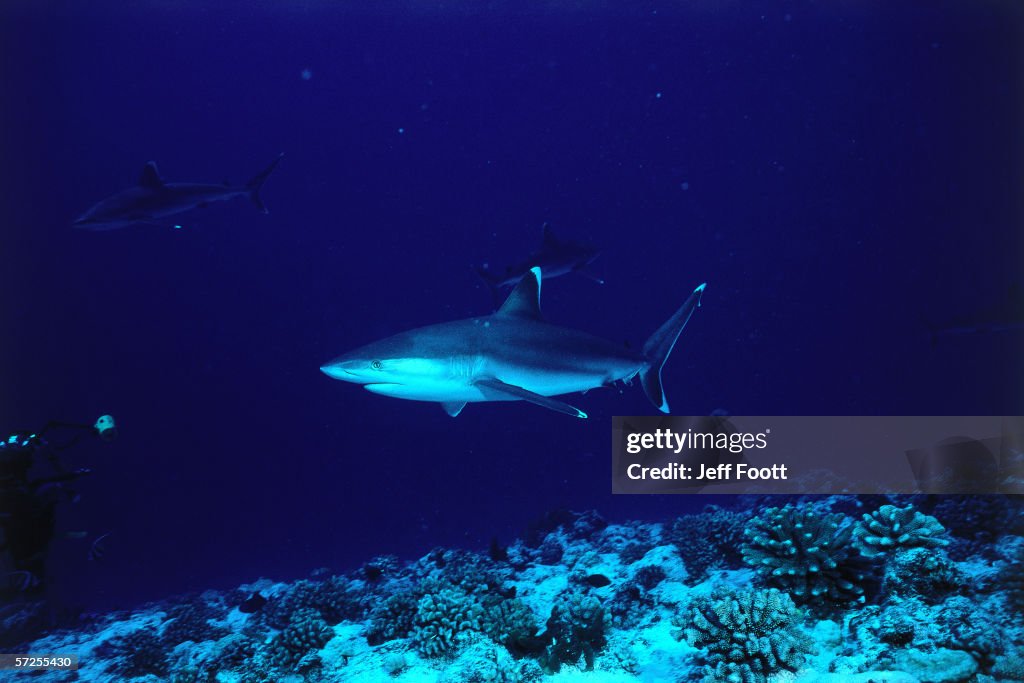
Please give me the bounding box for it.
[541,222,559,246]
[138,162,164,189]
[497,267,542,319]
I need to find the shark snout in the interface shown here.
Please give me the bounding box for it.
[319,357,371,383]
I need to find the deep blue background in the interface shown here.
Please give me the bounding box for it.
[1,0,1022,612]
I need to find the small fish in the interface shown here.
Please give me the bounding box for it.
[88,532,112,561]
[584,574,612,588]
[239,592,268,614]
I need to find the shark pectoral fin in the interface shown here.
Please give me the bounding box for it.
[475,379,588,419]
[441,402,467,417]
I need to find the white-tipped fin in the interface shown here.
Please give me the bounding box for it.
[496,267,543,320]
[476,378,587,418]
[441,402,466,417]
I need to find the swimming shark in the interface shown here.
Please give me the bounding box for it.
[320,267,706,418]
[925,285,1024,345]
[73,154,284,230]
[475,223,603,303]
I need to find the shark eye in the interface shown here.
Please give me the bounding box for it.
[371,360,383,371]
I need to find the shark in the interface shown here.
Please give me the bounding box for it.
[475,223,603,303]
[320,267,706,418]
[925,285,1024,345]
[73,154,284,230]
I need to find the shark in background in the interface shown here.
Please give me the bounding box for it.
[475,223,603,305]
[924,285,1024,345]
[73,154,284,230]
[321,267,706,418]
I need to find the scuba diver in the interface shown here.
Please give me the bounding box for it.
[0,415,116,598]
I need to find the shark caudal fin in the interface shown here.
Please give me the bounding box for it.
[246,153,284,213]
[640,283,706,413]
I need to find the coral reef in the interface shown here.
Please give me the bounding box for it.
[14,498,1024,683]
[411,583,485,657]
[96,628,169,678]
[741,504,874,607]
[162,601,229,646]
[537,591,607,673]
[267,606,334,669]
[665,505,749,581]
[673,587,809,683]
[884,547,963,600]
[853,504,949,557]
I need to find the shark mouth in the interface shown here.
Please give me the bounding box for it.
[363,383,403,392]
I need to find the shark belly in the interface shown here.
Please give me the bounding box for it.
[363,381,488,403]
[487,366,614,398]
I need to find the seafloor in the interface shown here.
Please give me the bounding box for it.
[4,495,1024,682]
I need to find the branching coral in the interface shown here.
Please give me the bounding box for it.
[853,504,948,557]
[538,592,607,673]
[366,588,419,645]
[999,544,1024,613]
[481,597,539,655]
[665,505,749,581]
[741,505,873,606]
[885,547,963,600]
[96,629,169,679]
[162,602,228,645]
[267,607,334,669]
[673,587,809,683]
[931,495,1023,559]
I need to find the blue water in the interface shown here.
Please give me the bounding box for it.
[1,0,1021,615]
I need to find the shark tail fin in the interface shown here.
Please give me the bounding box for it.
[640,283,706,413]
[246,153,284,213]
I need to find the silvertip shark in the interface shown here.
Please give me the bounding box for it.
[320,267,706,418]
[74,154,284,230]
[475,223,603,302]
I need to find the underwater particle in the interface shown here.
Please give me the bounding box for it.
[398,127,405,134]
[300,68,312,80]
[173,224,182,229]
[681,181,690,190]
[655,91,662,99]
